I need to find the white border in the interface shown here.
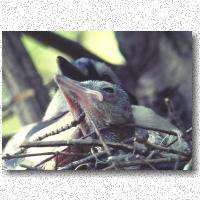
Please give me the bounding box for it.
[0,0,199,199]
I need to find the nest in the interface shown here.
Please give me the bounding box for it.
[3,99,192,171]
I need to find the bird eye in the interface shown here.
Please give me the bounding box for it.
[102,87,114,93]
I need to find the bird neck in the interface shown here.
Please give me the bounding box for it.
[78,111,134,143]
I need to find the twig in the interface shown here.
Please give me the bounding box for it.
[20,164,39,170]
[103,157,188,170]
[2,151,88,160]
[13,112,85,156]
[185,127,192,134]
[55,152,59,170]
[130,124,179,137]
[34,155,56,168]
[140,158,157,170]
[89,119,112,156]
[133,133,190,157]
[173,159,180,170]
[145,141,190,157]
[75,163,93,170]
[33,151,89,169]
[165,137,178,147]
[59,151,108,170]
[2,152,55,160]
[57,152,89,156]
[90,147,108,168]
[146,150,159,159]
[20,139,134,151]
[165,98,185,131]
[34,112,85,141]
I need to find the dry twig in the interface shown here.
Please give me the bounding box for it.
[20,139,135,151]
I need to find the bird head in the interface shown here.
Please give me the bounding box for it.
[57,56,121,84]
[55,75,133,140]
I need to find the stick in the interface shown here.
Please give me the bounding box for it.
[2,152,88,160]
[23,31,115,67]
[145,141,190,157]
[20,139,134,151]
[34,112,85,141]
[165,98,185,131]
[129,124,180,137]
[20,164,39,170]
[59,151,108,170]
[103,157,188,170]
[89,119,112,156]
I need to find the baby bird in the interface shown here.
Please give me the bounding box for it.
[3,75,189,170]
[55,75,134,142]
[3,76,134,169]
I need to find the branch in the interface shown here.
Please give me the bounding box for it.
[89,118,112,156]
[59,150,108,170]
[34,155,56,168]
[20,164,39,170]
[2,152,88,160]
[23,31,114,67]
[34,112,85,141]
[20,139,134,151]
[103,157,188,170]
[165,98,185,132]
[132,132,190,157]
[125,123,180,137]
[145,141,190,157]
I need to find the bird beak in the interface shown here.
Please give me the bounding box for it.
[55,75,103,102]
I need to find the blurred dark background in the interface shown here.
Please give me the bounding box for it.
[2,31,192,148]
